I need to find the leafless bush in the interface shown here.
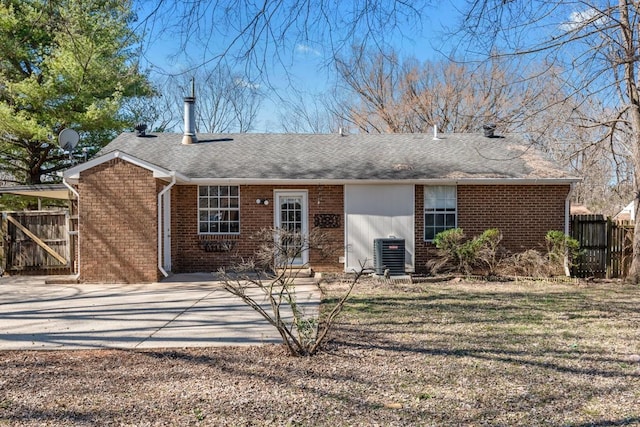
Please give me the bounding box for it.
[497,249,553,278]
[219,228,363,356]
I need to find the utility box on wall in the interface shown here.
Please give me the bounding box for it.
[373,238,405,276]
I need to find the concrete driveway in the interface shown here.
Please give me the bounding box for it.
[0,273,320,350]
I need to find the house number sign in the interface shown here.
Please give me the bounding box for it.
[314,214,341,228]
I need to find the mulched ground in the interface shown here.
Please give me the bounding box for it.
[1,277,639,426]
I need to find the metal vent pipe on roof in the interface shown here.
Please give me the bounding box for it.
[182,79,198,145]
[483,124,497,138]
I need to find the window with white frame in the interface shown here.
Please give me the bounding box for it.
[424,186,457,241]
[198,185,240,234]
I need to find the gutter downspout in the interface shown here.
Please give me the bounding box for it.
[158,173,177,277]
[564,183,575,277]
[62,178,80,280]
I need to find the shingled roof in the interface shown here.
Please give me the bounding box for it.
[83,132,577,183]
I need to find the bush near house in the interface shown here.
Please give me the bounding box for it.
[429,228,580,278]
[219,228,363,356]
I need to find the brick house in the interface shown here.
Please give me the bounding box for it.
[63,126,578,283]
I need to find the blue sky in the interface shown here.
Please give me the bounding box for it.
[133,0,469,132]
[133,0,587,132]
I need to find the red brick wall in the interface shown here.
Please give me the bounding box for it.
[78,159,159,283]
[414,184,570,271]
[171,185,344,273]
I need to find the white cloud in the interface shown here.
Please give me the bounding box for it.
[561,8,606,31]
[233,77,260,90]
[295,43,321,56]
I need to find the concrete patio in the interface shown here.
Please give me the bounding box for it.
[0,273,320,350]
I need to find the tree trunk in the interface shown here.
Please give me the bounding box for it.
[619,0,640,283]
[630,188,640,283]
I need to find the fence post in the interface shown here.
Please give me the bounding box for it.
[0,212,6,274]
[606,218,612,279]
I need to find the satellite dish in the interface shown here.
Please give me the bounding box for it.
[58,128,79,151]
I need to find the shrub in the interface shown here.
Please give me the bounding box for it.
[431,228,504,275]
[219,228,362,356]
[497,231,581,278]
[431,228,465,271]
[475,228,503,276]
[545,230,581,276]
[499,249,551,277]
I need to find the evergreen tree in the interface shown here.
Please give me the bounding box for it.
[0,0,152,184]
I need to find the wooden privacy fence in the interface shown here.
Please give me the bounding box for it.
[1,210,71,274]
[570,214,633,278]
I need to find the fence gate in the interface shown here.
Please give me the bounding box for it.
[570,214,634,278]
[1,210,71,274]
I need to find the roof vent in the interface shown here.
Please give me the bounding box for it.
[483,124,497,138]
[134,123,147,137]
[433,124,441,140]
[182,78,198,145]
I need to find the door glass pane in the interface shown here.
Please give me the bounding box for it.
[278,195,304,261]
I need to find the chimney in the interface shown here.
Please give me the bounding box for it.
[483,124,497,138]
[181,78,198,145]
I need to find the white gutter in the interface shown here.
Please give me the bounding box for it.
[158,173,177,277]
[185,177,581,186]
[564,182,575,277]
[62,178,80,280]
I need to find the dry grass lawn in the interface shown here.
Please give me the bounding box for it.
[1,277,639,426]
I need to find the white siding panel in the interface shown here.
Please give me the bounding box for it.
[345,185,414,272]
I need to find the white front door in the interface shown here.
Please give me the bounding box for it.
[274,191,308,266]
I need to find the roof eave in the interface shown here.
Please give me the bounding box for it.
[0,184,71,200]
[183,177,581,185]
[63,151,178,183]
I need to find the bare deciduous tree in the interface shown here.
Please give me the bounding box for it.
[219,228,363,356]
[333,47,562,134]
[128,64,262,133]
[278,92,344,133]
[137,0,431,80]
[333,44,633,218]
[458,0,640,281]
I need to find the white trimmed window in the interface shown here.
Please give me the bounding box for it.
[198,185,240,234]
[424,186,457,241]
